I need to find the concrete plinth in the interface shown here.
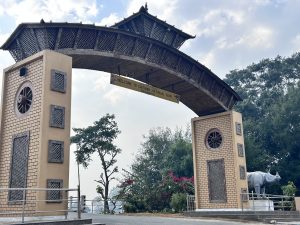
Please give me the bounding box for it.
[250,200,274,211]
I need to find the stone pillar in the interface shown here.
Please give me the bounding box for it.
[192,111,249,210]
[0,50,72,215]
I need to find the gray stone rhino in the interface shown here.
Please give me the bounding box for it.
[247,171,281,198]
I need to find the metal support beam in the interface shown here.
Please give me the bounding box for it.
[94,30,101,50]
[158,49,166,64]
[171,33,178,48]
[130,38,138,56]
[144,43,152,60]
[113,33,120,54]
[149,22,156,38]
[74,28,81,49]
[197,71,205,85]
[30,28,41,52]
[54,28,62,49]
[131,20,138,34]
[188,65,195,79]
[175,57,181,71]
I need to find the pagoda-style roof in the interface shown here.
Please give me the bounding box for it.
[0,6,242,116]
[111,5,195,49]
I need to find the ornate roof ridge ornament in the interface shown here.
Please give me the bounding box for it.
[111,4,195,49]
[139,3,148,12]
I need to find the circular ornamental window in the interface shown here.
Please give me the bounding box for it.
[206,129,223,149]
[15,81,34,117]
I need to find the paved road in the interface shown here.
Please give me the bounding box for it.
[80,213,263,225]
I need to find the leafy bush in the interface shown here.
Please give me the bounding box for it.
[123,203,137,213]
[281,181,297,210]
[281,181,297,196]
[170,193,186,212]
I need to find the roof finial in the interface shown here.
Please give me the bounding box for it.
[139,3,148,12]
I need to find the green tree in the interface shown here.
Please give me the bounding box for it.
[71,114,121,213]
[224,53,300,191]
[120,127,193,212]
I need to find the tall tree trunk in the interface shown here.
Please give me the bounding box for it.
[104,180,109,213]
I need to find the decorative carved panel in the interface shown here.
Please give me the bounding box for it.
[237,143,244,157]
[239,166,246,180]
[50,105,65,129]
[8,131,30,202]
[235,122,242,136]
[241,188,248,202]
[47,179,63,203]
[207,159,227,202]
[48,140,64,163]
[51,70,66,93]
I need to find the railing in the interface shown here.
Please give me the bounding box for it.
[241,192,295,211]
[0,187,80,223]
[186,193,295,212]
[69,196,124,214]
[186,195,195,212]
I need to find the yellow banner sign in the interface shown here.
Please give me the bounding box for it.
[110,74,180,103]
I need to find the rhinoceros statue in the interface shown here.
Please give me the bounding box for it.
[247,171,281,198]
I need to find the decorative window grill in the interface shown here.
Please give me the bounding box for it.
[206,129,223,149]
[240,166,246,180]
[50,105,65,129]
[48,140,64,163]
[51,70,66,93]
[8,131,30,203]
[235,122,242,136]
[241,188,248,202]
[237,143,244,157]
[47,179,63,203]
[207,159,227,203]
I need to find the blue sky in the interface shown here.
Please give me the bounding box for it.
[0,0,300,200]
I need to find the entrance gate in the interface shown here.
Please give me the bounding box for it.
[0,5,248,213]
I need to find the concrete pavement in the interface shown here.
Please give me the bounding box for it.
[80,213,263,225]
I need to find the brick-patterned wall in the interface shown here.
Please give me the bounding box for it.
[192,111,249,209]
[0,57,43,213]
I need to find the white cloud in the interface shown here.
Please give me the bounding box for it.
[215,26,273,50]
[96,13,121,26]
[181,19,200,37]
[177,8,246,39]
[3,0,100,24]
[103,87,130,105]
[254,0,272,6]
[254,0,286,6]
[204,9,244,25]
[292,34,300,51]
[0,4,3,16]
[93,73,110,91]
[126,0,178,21]
[200,51,216,69]
[0,49,15,100]
[240,26,274,48]
[0,33,10,45]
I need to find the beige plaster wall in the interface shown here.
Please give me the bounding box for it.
[192,111,248,209]
[295,197,300,212]
[36,50,72,213]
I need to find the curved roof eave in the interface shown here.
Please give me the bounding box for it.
[0,22,241,116]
